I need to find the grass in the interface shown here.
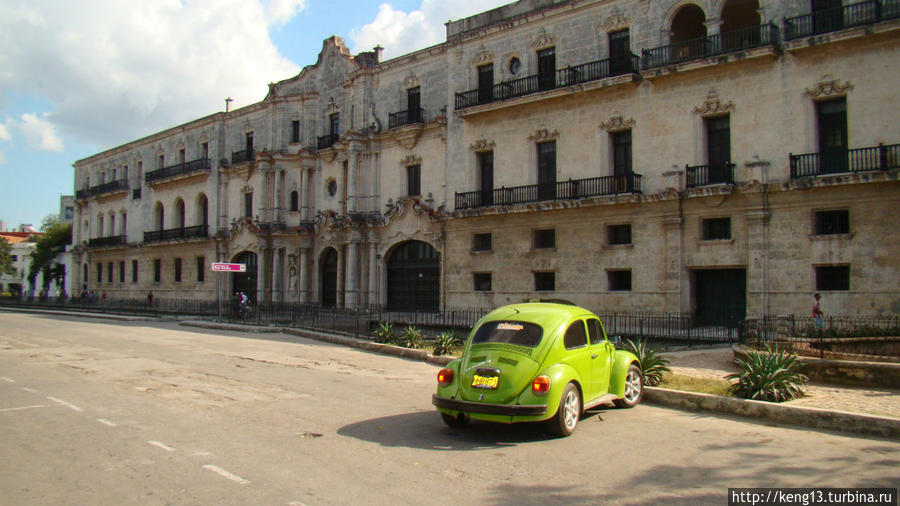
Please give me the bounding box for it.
[656,373,733,397]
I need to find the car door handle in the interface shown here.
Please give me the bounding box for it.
[591,354,598,359]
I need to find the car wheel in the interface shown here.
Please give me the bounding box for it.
[614,363,643,408]
[441,412,468,428]
[546,383,580,437]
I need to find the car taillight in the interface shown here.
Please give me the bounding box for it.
[532,375,551,395]
[437,368,454,387]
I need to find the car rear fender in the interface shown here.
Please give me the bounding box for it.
[609,350,640,399]
[435,358,462,399]
[515,362,582,412]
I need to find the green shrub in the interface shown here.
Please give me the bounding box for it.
[432,331,462,356]
[726,347,808,402]
[400,325,424,349]
[372,322,397,344]
[621,338,672,386]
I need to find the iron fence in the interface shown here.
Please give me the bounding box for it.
[740,314,900,360]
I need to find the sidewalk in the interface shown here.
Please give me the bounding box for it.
[665,347,900,419]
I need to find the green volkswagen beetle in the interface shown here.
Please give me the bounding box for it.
[432,301,643,437]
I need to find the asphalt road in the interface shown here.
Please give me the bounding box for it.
[1,312,898,505]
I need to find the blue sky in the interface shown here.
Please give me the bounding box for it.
[0,0,509,230]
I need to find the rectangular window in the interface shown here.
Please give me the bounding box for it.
[611,130,632,176]
[137,161,143,187]
[702,217,731,240]
[537,47,556,91]
[607,224,632,245]
[122,213,127,236]
[64,206,74,219]
[132,260,138,283]
[174,258,182,283]
[609,29,632,74]
[245,131,254,152]
[407,87,421,121]
[533,229,556,249]
[153,259,161,283]
[607,270,632,291]
[817,97,848,174]
[407,164,421,196]
[244,192,253,218]
[329,114,340,137]
[107,262,113,283]
[119,261,125,283]
[477,64,493,104]
[474,272,492,292]
[472,233,492,252]
[816,265,850,291]
[534,271,555,291]
[706,116,731,169]
[291,120,300,143]
[537,141,557,200]
[201,142,209,159]
[197,256,205,282]
[158,154,165,169]
[178,148,185,165]
[96,262,102,283]
[815,210,849,235]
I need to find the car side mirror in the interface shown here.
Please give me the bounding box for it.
[609,335,621,345]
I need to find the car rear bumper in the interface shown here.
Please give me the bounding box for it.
[432,394,547,416]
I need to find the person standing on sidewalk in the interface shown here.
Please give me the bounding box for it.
[812,293,824,333]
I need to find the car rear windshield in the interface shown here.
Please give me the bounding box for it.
[471,321,544,347]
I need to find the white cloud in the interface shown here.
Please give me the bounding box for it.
[0,0,305,149]
[349,0,511,59]
[0,122,10,141]
[0,150,6,164]
[18,113,63,152]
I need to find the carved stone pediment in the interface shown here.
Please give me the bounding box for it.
[383,196,441,226]
[530,28,556,49]
[599,8,629,30]
[469,138,496,152]
[600,115,635,131]
[694,90,734,116]
[320,149,338,163]
[403,73,420,89]
[528,128,559,142]
[470,45,493,65]
[400,154,422,166]
[389,123,424,150]
[804,77,853,98]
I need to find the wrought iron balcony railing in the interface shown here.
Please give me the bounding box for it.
[75,188,92,200]
[784,0,899,41]
[455,173,642,210]
[388,108,425,129]
[88,235,127,248]
[317,134,339,150]
[75,179,129,200]
[143,225,209,243]
[455,54,639,110]
[686,163,736,188]
[231,149,255,165]
[641,23,778,70]
[790,143,900,178]
[145,157,210,183]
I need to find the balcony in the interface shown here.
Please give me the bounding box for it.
[231,149,255,165]
[88,235,127,248]
[790,143,900,178]
[686,163,735,188]
[143,225,209,243]
[145,157,211,184]
[455,173,642,210]
[75,179,129,200]
[317,134,339,150]
[455,54,639,110]
[641,23,778,70]
[784,0,900,41]
[388,108,425,129]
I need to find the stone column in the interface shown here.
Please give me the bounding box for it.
[273,169,282,224]
[256,245,268,303]
[368,240,378,308]
[347,151,358,214]
[346,240,358,308]
[301,168,311,221]
[272,246,283,303]
[336,246,345,308]
[299,247,309,303]
[745,203,771,317]
[663,215,684,313]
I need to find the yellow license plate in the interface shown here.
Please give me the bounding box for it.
[472,374,499,389]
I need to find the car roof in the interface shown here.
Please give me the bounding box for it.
[480,302,596,329]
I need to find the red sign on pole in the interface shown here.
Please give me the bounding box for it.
[211,263,246,272]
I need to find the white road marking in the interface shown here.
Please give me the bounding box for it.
[96,418,117,427]
[202,464,250,484]
[287,502,309,506]
[46,396,83,412]
[147,440,175,452]
[0,404,45,412]
[191,451,212,457]
[20,387,38,393]
[1,377,14,383]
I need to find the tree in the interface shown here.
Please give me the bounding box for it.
[0,236,14,276]
[28,223,72,291]
[40,213,62,232]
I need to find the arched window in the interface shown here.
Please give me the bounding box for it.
[174,199,186,229]
[290,190,299,212]
[670,4,707,61]
[196,194,209,229]
[154,202,165,231]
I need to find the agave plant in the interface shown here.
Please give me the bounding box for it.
[726,347,808,402]
[432,331,462,357]
[372,322,397,344]
[400,325,424,349]
[621,338,672,386]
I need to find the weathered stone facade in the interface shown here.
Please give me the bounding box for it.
[72,0,900,320]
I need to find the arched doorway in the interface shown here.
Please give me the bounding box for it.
[320,248,338,308]
[386,240,439,311]
[231,251,258,305]
[670,4,707,62]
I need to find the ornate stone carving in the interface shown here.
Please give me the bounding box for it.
[400,154,422,166]
[528,128,559,142]
[469,138,496,152]
[599,8,630,30]
[403,73,420,89]
[389,124,423,150]
[600,115,635,131]
[694,90,735,115]
[470,46,493,65]
[383,195,441,226]
[804,77,854,98]
[326,97,339,114]
[530,28,556,49]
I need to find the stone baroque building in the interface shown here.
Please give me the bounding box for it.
[72,0,900,323]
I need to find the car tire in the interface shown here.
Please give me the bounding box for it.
[614,363,643,409]
[545,383,581,437]
[441,412,468,428]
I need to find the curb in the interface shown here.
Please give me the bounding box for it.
[644,386,900,440]
[0,307,155,322]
